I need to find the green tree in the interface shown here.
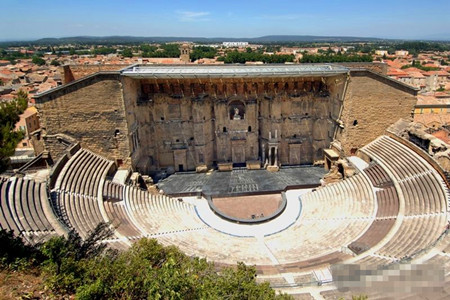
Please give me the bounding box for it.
[0,229,42,270]
[32,55,45,66]
[0,90,28,172]
[93,47,116,55]
[159,44,181,57]
[190,46,217,61]
[74,238,290,299]
[139,44,158,53]
[41,223,114,294]
[122,48,133,58]
[300,53,372,63]
[50,59,60,66]
[222,50,294,64]
[401,60,440,71]
[0,222,291,299]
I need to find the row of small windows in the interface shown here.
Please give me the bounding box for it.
[174,137,195,143]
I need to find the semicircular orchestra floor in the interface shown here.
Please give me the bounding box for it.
[211,194,284,221]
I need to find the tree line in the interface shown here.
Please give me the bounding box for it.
[218,51,295,64]
[0,91,28,172]
[300,53,373,63]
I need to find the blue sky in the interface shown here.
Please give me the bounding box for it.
[1,0,449,41]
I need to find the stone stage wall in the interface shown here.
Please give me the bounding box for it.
[126,75,346,172]
[34,65,418,173]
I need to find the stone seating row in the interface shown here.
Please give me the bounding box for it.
[300,172,375,220]
[364,163,393,188]
[155,228,274,266]
[49,147,114,238]
[375,215,447,259]
[103,199,141,239]
[109,185,275,266]
[103,180,124,201]
[399,173,446,215]
[348,219,396,255]
[358,136,448,260]
[55,148,113,197]
[257,172,374,265]
[264,217,371,265]
[362,135,448,216]
[108,183,354,268]
[100,239,130,251]
[0,177,60,242]
[52,192,105,239]
[290,136,448,297]
[124,185,207,236]
[354,254,395,265]
[375,186,399,218]
[364,136,432,180]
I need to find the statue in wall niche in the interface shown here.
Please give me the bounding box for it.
[233,107,241,120]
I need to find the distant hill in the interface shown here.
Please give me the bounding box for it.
[249,35,385,42]
[7,35,387,46]
[2,35,449,46]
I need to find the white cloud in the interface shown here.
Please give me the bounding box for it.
[257,14,315,21]
[176,10,210,22]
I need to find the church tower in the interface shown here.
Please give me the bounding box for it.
[180,43,191,63]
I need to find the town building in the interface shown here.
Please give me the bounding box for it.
[222,41,249,48]
[15,106,40,149]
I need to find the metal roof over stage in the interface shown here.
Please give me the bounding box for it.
[120,64,349,79]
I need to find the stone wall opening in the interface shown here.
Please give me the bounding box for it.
[229,100,245,120]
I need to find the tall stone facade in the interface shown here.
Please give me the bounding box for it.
[35,73,131,166]
[336,70,418,156]
[34,64,417,174]
[125,75,346,172]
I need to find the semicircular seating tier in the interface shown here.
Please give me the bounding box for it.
[51,148,115,240]
[0,176,66,243]
[0,135,449,294]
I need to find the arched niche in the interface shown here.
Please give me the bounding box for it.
[228,100,245,120]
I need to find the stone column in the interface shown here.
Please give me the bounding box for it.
[262,143,265,164]
[268,147,272,165]
[274,146,278,166]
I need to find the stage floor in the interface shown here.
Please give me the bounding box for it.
[157,166,326,197]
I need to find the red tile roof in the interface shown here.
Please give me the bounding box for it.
[423,70,449,76]
[432,130,450,144]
